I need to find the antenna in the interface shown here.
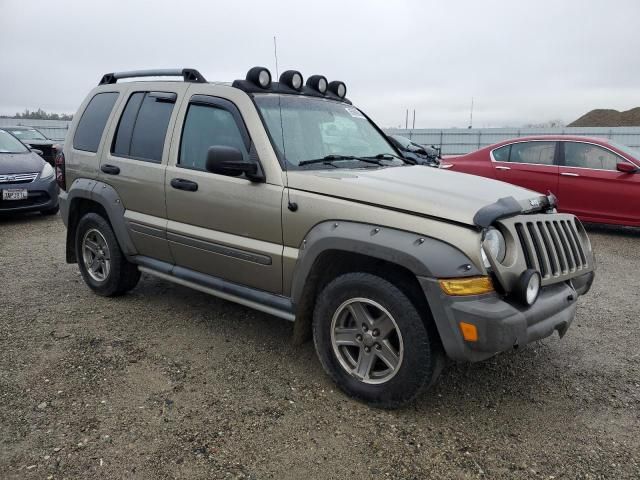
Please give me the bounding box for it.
[273,36,297,212]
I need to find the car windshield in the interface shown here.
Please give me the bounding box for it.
[0,130,30,153]
[609,141,640,162]
[254,95,400,169]
[6,128,47,140]
[391,135,412,148]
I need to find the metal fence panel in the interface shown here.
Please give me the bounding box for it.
[385,127,640,155]
[0,118,71,141]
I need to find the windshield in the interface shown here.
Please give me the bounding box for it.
[391,135,412,149]
[6,128,47,141]
[0,130,30,154]
[609,141,640,162]
[254,95,399,169]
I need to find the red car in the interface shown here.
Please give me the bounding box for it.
[442,136,640,227]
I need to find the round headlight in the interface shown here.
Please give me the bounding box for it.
[279,70,303,91]
[482,227,506,267]
[328,80,347,99]
[516,269,541,306]
[306,75,328,94]
[246,66,272,89]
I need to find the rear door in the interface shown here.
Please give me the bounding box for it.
[558,141,638,224]
[99,83,189,263]
[492,141,559,195]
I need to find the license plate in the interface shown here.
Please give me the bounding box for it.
[2,189,28,201]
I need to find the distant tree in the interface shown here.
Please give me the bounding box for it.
[12,108,73,121]
[523,119,565,128]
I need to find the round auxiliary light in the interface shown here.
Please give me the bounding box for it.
[328,80,347,99]
[516,269,541,306]
[306,75,328,94]
[246,66,272,89]
[279,70,304,90]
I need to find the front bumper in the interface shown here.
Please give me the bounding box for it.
[0,177,59,213]
[420,271,594,362]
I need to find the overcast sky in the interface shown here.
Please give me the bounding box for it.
[1,0,639,128]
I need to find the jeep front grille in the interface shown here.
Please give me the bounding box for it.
[514,218,588,280]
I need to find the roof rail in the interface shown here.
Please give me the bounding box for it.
[98,68,207,85]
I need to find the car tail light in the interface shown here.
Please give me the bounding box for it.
[55,151,66,190]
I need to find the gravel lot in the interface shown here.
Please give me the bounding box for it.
[1,213,639,479]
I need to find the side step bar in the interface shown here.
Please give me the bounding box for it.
[132,256,295,322]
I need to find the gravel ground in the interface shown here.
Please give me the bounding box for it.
[0,213,639,479]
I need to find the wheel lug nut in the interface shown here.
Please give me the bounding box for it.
[364,346,370,353]
[362,324,368,332]
[356,334,363,342]
[375,343,381,350]
[372,329,379,337]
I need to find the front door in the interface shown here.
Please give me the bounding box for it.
[164,94,284,294]
[492,141,559,195]
[558,141,639,224]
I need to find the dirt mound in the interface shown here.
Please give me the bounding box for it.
[568,107,640,127]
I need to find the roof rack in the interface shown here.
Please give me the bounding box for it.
[98,68,206,85]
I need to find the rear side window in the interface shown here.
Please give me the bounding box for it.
[73,92,119,152]
[112,91,176,162]
[179,103,249,170]
[509,142,556,165]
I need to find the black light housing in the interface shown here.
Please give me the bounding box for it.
[328,80,347,99]
[279,70,304,90]
[246,66,272,89]
[306,75,328,94]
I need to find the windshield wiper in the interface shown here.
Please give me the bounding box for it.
[364,153,416,165]
[298,155,384,167]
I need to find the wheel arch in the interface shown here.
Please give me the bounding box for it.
[64,179,137,263]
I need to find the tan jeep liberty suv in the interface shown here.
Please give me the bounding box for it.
[57,67,595,408]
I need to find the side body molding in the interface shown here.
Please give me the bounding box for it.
[61,179,137,261]
[289,221,482,306]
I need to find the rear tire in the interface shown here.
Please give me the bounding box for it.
[75,213,140,296]
[312,272,441,409]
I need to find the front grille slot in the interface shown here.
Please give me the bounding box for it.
[0,172,39,184]
[513,218,587,280]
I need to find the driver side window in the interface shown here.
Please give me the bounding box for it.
[564,142,622,170]
[179,103,249,171]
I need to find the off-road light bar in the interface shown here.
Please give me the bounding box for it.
[246,66,272,89]
[280,70,303,90]
[306,75,328,94]
[328,80,347,99]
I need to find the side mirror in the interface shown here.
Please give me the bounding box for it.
[616,162,638,174]
[205,145,264,182]
[31,148,44,156]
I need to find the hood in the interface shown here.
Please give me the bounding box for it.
[0,152,45,175]
[22,139,56,147]
[286,165,546,227]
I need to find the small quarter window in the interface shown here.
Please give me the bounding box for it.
[73,92,119,152]
[179,103,249,171]
[492,145,510,162]
[112,91,176,162]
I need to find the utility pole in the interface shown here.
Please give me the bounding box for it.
[405,109,408,129]
[412,109,416,129]
[468,97,474,129]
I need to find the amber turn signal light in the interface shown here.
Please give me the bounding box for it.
[459,322,479,342]
[439,276,494,296]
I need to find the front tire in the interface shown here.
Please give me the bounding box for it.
[75,213,140,296]
[312,272,441,408]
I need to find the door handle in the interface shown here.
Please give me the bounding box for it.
[495,166,511,171]
[100,164,120,175]
[560,172,580,177]
[170,178,198,192]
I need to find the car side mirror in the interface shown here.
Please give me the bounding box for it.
[31,148,44,156]
[205,145,265,182]
[616,162,638,174]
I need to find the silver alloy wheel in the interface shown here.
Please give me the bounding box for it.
[330,298,404,385]
[81,228,111,282]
